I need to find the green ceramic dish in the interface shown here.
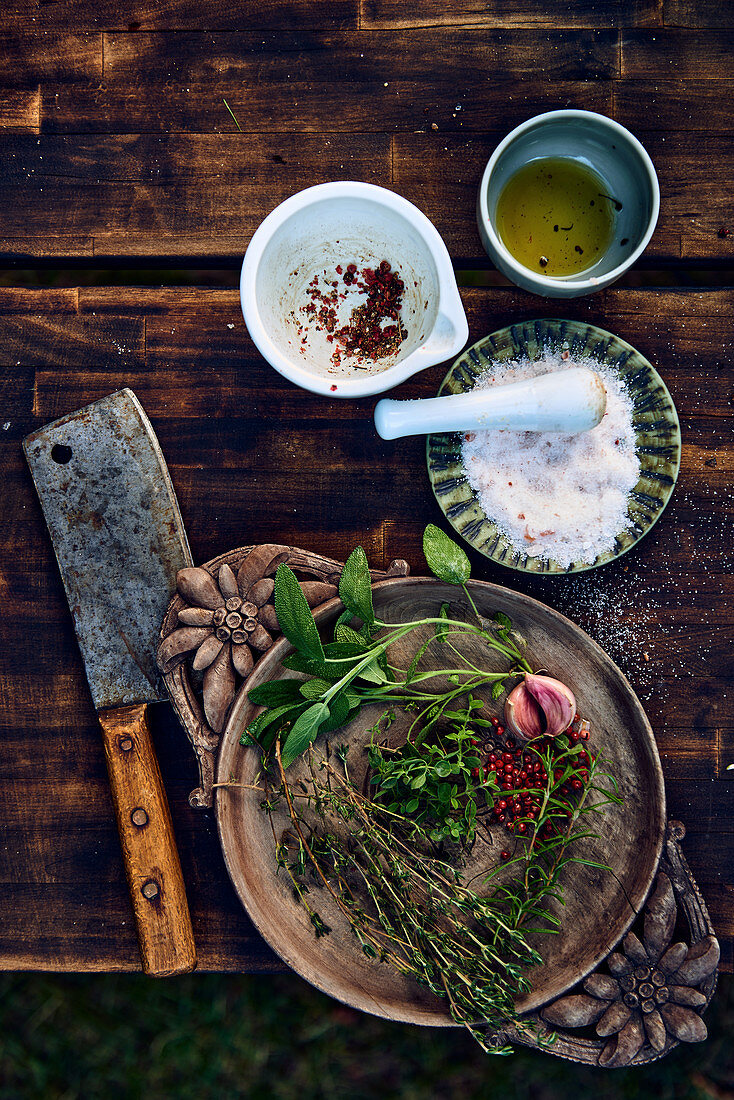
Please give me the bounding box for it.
[426,318,681,574]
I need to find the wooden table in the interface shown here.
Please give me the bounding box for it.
[1,2,732,977]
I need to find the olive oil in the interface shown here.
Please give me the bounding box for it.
[495,157,617,276]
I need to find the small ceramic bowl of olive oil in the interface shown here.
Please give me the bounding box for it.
[477,110,659,298]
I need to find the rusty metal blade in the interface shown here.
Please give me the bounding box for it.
[23,389,192,710]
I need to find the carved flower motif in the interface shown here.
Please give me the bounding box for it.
[157,544,336,734]
[541,872,719,1067]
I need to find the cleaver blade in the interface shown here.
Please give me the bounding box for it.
[24,388,196,977]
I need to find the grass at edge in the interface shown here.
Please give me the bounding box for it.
[0,971,731,1100]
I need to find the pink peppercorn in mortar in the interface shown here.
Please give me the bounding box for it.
[292,260,408,372]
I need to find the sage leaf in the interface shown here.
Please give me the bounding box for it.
[247,679,303,708]
[325,640,362,654]
[250,700,310,751]
[320,691,357,734]
[282,652,352,681]
[281,652,329,677]
[357,658,387,685]
[339,546,375,628]
[335,622,370,650]
[423,524,471,586]
[299,677,333,700]
[274,563,325,662]
[281,702,330,768]
[284,639,367,678]
[405,634,434,683]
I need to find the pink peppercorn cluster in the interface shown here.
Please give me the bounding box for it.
[298,260,406,368]
[469,715,593,860]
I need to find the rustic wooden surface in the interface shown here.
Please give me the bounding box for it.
[0,3,732,979]
[0,7,731,263]
[1,285,732,974]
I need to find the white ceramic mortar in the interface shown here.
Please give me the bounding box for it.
[240,182,468,397]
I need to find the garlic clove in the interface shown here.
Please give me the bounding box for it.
[525,673,576,738]
[504,681,545,740]
[504,673,577,740]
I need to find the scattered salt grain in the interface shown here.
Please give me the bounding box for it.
[461,351,640,568]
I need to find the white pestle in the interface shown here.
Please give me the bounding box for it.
[374,366,607,440]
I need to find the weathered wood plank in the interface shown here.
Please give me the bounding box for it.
[0,885,284,973]
[0,288,80,313]
[42,80,613,138]
[3,126,731,262]
[41,23,618,135]
[1,0,664,32]
[0,88,40,133]
[616,80,733,133]
[0,134,391,260]
[622,28,732,78]
[682,223,734,261]
[0,312,145,369]
[0,882,142,972]
[0,33,102,84]
[2,1,358,32]
[101,29,619,84]
[0,237,95,258]
[33,27,617,142]
[362,0,661,28]
[663,0,728,27]
[1,134,362,184]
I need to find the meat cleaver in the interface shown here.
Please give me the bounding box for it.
[23,389,197,977]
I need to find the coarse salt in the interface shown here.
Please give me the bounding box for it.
[461,351,640,568]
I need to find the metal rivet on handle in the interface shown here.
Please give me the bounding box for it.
[119,737,134,752]
[131,808,149,827]
[141,879,160,900]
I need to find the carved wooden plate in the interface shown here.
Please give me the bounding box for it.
[216,577,666,1026]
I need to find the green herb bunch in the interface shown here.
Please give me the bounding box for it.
[367,703,490,845]
[268,733,621,1053]
[240,524,623,1054]
[243,525,531,768]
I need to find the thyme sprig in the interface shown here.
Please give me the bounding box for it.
[266,730,621,1053]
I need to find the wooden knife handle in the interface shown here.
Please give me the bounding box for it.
[98,702,197,977]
